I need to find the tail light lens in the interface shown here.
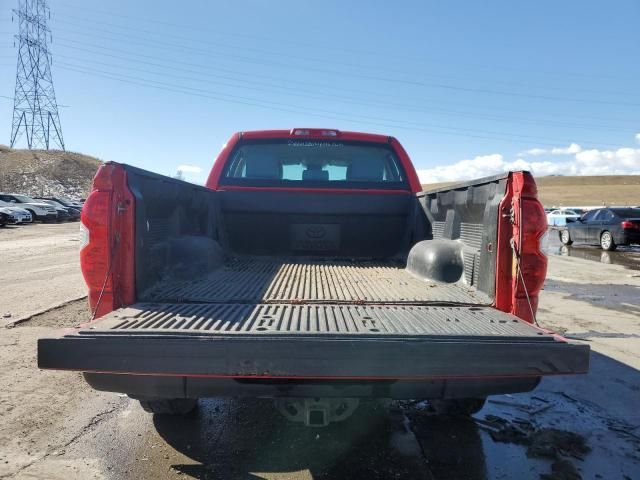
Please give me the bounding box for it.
[621,220,639,230]
[80,190,113,317]
[80,164,135,319]
[515,197,548,322]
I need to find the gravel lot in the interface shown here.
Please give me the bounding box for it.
[1,223,639,479]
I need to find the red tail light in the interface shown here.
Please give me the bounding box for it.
[621,220,639,230]
[515,197,548,322]
[80,163,135,319]
[495,172,547,323]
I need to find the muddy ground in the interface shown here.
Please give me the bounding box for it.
[1,223,639,479]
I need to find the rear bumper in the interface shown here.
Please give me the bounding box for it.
[38,332,590,380]
[619,231,640,245]
[84,372,542,400]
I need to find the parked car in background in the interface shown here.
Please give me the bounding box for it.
[560,207,640,250]
[53,205,71,221]
[0,200,33,224]
[38,196,83,211]
[547,208,582,227]
[0,193,57,222]
[35,198,80,221]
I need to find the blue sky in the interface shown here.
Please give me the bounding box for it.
[1,0,639,183]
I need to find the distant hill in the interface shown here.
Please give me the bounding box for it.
[0,145,102,198]
[422,175,640,207]
[533,175,640,206]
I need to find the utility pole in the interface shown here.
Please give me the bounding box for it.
[9,0,65,150]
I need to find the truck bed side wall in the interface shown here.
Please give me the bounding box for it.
[418,174,509,298]
[124,165,221,296]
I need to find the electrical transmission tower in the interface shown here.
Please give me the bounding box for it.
[10,0,65,150]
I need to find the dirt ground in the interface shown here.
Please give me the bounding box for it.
[1,223,639,479]
[0,222,86,326]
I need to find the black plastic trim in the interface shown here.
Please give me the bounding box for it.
[84,373,541,400]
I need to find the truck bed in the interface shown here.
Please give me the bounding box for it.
[142,256,491,305]
[38,163,590,390]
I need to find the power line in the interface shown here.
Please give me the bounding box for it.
[41,23,635,125]
[49,37,638,129]
[52,0,631,82]
[51,16,636,99]
[51,50,631,134]
[56,61,626,149]
[1,93,70,107]
[48,30,640,108]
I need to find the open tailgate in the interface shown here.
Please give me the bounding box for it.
[38,303,589,379]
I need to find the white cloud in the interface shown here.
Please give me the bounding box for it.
[417,155,573,184]
[522,148,547,156]
[552,143,582,155]
[176,164,202,173]
[521,143,582,156]
[635,133,640,144]
[418,141,640,184]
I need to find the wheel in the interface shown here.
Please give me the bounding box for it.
[559,229,573,245]
[431,398,486,416]
[600,231,616,251]
[26,209,37,222]
[138,398,198,415]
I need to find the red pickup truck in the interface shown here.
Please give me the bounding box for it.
[38,129,588,425]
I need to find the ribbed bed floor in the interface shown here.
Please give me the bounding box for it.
[84,303,543,340]
[143,256,491,305]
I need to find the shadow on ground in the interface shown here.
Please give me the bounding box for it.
[153,399,434,479]
[140,350,640,480]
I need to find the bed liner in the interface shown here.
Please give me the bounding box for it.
[142,256,491,305]
[86,303,545,338]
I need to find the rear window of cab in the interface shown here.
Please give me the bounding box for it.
[220,139,408,190]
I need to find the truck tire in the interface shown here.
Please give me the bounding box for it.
[559,229,573,245]
[600,231,616,251]
[431,398,486,416]
[138,398,198,415]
